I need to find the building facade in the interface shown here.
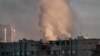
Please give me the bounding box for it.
[0,24,5,42]
[0,38,100,56]
[0,24,16,42]
[92,45,100,56]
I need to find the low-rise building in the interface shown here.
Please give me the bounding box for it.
[0,38,100,56]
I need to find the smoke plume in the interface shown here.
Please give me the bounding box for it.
[39,0,73,41]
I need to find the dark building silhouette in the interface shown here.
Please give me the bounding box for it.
[0,38,100,56]
[92,45,100,56]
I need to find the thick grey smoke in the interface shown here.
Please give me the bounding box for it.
[39,0,73,41]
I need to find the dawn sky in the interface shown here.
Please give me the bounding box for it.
[0,0,100,41]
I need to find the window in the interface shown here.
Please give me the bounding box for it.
[88,42,92,44]
[21,52,24,55]
[12,52,14,55]
[50,41,53,44]
[26,52,30,55]
[61,41,65,45]
[51,51,54,54]
[54,50,56,54]
[56,50,60,55]
[31,51,34,55]
[1,52,5,56]
[68,51,71,54]
[72,50,76,54]
[62,50,65,54]
[6,52,9,55]
[47,50,50,54]
[56,41,59,46]
[31,44,34,46]
[16,52,20,55]
[67,41,70,44]
[1,46,4,48]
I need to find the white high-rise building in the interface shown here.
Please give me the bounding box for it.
[0,24,16,42]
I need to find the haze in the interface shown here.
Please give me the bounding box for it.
[0,0,100,41]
